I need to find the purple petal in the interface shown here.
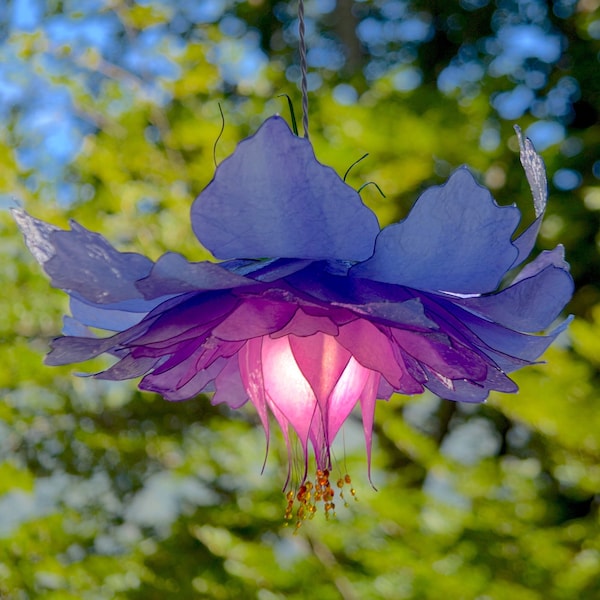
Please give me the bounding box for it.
[191,116,380,262]
[455,254,573,333]
[211,298,296,341]
[211,356,248,409]
[351,167,521,294]
[141,357,226,401]
[422,364,518,403]
[392,329,488,381]
[95,354,158,381]
[270,309,339,338]
[335,319,406,389]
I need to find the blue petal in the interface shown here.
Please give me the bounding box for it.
[351,167,521,294]
[455,246,573,332]
[191,116,380,262]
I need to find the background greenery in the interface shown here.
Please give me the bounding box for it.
[1,0,599,598]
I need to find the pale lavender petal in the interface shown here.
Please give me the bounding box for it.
[136,252,257,299]
[512,126,547,267]
[351,167,521,294]
[12,209,60,264]
[192,116,380,262]
[15,211,154,304]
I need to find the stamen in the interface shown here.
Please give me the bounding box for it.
[284,469,357,531]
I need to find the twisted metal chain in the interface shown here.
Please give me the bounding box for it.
[298,0,309,139]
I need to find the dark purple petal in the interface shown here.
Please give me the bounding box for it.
[131,293,238,346]
[136,252,258,299]
[351,167,521,294]
[191,116,380,262]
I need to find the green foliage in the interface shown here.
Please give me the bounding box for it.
[1,1,599,599]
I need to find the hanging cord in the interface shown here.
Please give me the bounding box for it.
[298,0,309,139]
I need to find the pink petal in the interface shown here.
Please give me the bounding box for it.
[261,336,318,451]
[288,332,351,406]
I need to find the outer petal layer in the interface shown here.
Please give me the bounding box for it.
[191,116,380,262]
[351,168,521,294]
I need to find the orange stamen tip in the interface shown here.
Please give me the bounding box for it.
[282,470,357,525]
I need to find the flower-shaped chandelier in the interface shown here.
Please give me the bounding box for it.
[14,115,573,525]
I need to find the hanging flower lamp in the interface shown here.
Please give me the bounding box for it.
[13,115,573,525]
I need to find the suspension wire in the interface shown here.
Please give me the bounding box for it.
[298,0,309,139]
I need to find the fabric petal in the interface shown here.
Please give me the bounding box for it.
[14,210,154,304]
[136,252,257,299]
[211,298,296,341]
[455,257,573,333]
[511,126,548,267]
[191,116,380,262]
[335,319,406,389]
[261,335,318,453]
[270,309,339,338]
[351,167,521,294]
[359,371,381,484]
[288,333,351,406]
[211,356,248,409]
